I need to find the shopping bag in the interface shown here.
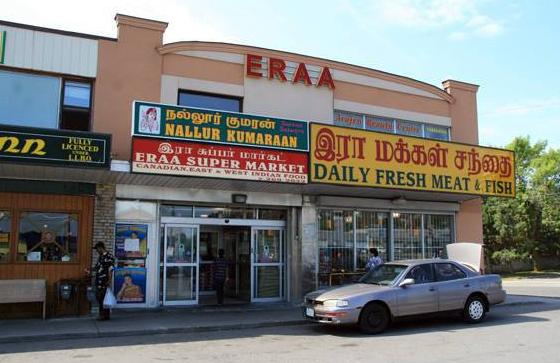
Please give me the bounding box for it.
[103,288,117,308]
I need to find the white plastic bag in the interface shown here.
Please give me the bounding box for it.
[103,288,117,308]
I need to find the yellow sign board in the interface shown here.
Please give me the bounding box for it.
[310,124,515,197]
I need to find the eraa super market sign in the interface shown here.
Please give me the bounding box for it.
[246,54,335,89]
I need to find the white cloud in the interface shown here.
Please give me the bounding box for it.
[467,15,504,37]
[484,98,560,118]
[0,0,238,44]
[338,0,505,40]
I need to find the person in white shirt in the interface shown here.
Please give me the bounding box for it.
[365,247,383,272]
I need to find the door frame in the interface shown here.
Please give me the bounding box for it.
[160,217,286,305]
[251,227,285,303]
[162,223,200,306]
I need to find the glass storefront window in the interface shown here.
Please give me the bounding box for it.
[165,226,196,264]
[334,110,364,129]
[393,212,422,260]
[165,266,196,301]
[318,210,354,286]
[258,209,287,220]
[355,211,388,269]
[194,206,256,219]
[317,209,454,286]
[18,212,78,262]
[395,120,423,137]
[0,211,10,263]
[255,229,280,263]
[424,124,450,140]
[254,266,281,298]
[160,205,193,218]
[424,214,454,258]
[178,90,242,112]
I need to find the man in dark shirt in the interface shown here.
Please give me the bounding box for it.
[214,249,228,305]
[93,241,115,321]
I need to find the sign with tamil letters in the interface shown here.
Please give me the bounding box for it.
[0,124,111,168]
[310,124,515,197]
[132,101,309,152]
[132,137,308,184]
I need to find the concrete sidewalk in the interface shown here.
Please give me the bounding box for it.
[0,293,557,344]
[0,303,305,344]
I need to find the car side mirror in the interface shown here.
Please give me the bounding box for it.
[399,278,415,288]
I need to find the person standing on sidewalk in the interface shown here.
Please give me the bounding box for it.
[91,241,115,321]
[214,249,228,305]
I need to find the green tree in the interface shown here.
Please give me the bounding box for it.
[483,137,560,270]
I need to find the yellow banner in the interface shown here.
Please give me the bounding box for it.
[310,124,515,197]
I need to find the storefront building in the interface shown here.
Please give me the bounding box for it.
[0,20,112,317]
[0,15,514,316]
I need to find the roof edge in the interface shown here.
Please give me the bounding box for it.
[0,19,116,42]
[159,41,456,104]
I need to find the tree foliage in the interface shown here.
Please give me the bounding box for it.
[483,137,560,267]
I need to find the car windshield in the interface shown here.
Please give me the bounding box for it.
[359,264,408,286]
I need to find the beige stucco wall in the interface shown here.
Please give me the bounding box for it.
[93,16,166,160]
[444,80,483,243]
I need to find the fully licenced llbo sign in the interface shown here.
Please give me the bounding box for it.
[132,101,308,152]
[310,124,515,197]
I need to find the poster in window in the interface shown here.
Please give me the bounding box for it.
[113,267,146,303]
[115,224,148,259]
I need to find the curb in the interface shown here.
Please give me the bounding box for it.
[0,319,309,344]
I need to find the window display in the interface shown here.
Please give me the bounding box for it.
[18,212,78,262]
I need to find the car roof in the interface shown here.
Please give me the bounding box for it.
[388,259,460,266]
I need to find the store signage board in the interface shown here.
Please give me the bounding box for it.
[310,124,515,197]
[132,137,308,184]
[0,124,111,168]
[132,101,309,152]
[245,54,335,89]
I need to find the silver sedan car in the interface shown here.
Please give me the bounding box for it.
[304,259,506,334]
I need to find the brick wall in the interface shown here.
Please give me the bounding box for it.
[92,184,116,268]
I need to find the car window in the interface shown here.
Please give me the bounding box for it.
[359,264,408,286]
[434,263,466,281]
[405,264,435,284]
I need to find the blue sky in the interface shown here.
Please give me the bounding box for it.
[3,0,559,149]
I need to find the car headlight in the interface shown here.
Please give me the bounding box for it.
[322,299,349,307]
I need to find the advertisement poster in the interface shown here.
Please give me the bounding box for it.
[310,124,515,197]
[132,137,308,184]
[115,224,148,259]
[0,124,111,168]
[113,267,146,304]
[132,101,309,152]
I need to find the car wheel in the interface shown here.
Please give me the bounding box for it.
[463,295,486,323]
[359,302,390,334]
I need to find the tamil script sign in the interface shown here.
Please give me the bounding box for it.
[0,124,111,168]
[132,137,308,184]
[132,101,309,151]
[310,124,515,197]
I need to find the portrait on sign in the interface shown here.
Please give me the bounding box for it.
[139,105,161,135]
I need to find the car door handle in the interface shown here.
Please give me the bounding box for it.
[464,284,470,288]
[429,287,436,292]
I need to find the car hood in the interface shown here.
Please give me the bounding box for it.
[310,283,388,301]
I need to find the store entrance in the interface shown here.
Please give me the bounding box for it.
[199,226,251,305]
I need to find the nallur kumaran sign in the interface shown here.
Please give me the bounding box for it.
[310,124,515,197]
[132,101,309,152]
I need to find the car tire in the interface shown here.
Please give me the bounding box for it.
[359,302,390,334]
[463,295,486,323]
